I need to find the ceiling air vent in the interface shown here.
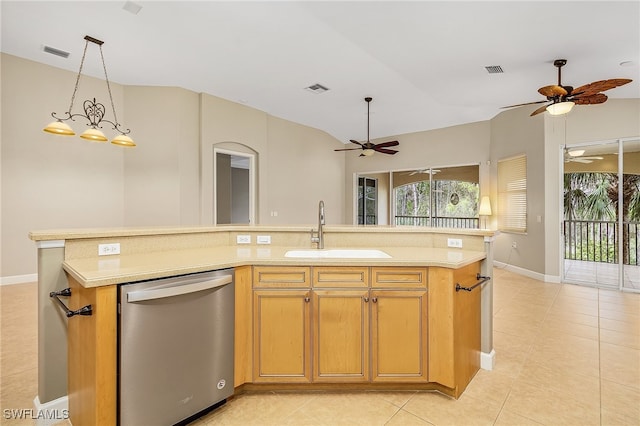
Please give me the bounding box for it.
[43,45,70,58]
[485,65,504,74]
[305,83,330,94]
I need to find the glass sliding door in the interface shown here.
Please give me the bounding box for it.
[622,138,640,291]
[562,138,640,292]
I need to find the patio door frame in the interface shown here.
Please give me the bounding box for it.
[561,137,639,292]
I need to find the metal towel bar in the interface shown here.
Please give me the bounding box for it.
[49,288,92,317]
[455,273,491,292]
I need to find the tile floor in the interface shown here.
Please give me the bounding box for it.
[1,268,639,425]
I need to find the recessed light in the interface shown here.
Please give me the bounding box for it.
[123,1,142,15]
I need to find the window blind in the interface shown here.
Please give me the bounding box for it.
[497,154,527,233]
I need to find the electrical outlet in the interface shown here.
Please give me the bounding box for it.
[98,243,120,256]
[447,238,463,248]
[512,241,517,249]
[257,235,271,244]
[236,235,251,244]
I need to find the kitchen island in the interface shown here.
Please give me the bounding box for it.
[30,225,496,424]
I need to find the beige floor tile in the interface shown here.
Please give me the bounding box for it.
[503,381,600,426]
[385,409,434,426]
[540,317,599,340]
[600,342,640,390]
[201,392,312,425]
[493,410,544,426]
[402,391,502,426]
[515,361,600,405]
[461,369,514,406]
[599,306,640,323]
[290,391,400,425]
[528,332,600,377]
[544,309,600,328]
[600,379,640,425]
[600,327,640,349]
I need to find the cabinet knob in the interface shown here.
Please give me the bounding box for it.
[304,296,310,303]
[372,297,378,303]
[363,296,369,303]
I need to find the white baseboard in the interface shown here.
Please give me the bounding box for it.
[493,262,560,283]
[1,273,38,286]
[32,395,69,426]
[481,349,495,371]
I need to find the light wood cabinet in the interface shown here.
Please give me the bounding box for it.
[428,262,481,397]
[312,289,370,382]
[252,266,312,383]
[370,289,428,382]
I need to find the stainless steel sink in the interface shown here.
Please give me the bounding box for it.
[284,249,391,259]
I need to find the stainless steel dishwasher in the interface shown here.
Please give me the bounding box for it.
[119,269,234,425]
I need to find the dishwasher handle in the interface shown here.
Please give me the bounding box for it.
[127,275,232,303]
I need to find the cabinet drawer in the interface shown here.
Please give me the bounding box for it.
[313,267,369,288]
[371,267,428,288]
[253,266,311,288]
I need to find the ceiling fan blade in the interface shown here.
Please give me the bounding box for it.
[572,79,632,97]
[581,156,604,160]
[571,158,594,163]
[334,147,364,151]
[573,93,608,105]
[374,140,399,148]
[349,139,365,147]
[501,100,547,109]
[374,147,398,155]
[530,104,550,116]
[538,85,568,97]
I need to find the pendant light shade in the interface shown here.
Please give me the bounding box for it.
[43,35,136,147]
[43,120,75,136]
[111,134,136,147]
[80,128,108,142]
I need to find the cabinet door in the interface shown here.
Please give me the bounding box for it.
[312,290,370,382]
[253,290,311,383]
[370,290,428,382]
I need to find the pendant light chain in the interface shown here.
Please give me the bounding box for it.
[66,39,90,115]
[98,44,120,129]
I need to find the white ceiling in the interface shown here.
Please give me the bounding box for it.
[2,1,638,144]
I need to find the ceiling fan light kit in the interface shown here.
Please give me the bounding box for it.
[334,97,399,157]
[546,101,574,115]
[502,59,632,117]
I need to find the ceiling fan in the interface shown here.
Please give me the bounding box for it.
[564,148,603,164]
[503,59,633,116]
[335,97,399,156]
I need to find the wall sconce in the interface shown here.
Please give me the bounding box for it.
[478,195,492,229]
[43,35,136,147]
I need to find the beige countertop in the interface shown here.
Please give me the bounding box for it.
[63,245,486,288]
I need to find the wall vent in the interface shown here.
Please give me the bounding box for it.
[305,83,330,94]
[485,65,504,74]
[43,45,70,58]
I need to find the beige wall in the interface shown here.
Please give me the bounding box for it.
[1,54,125,278]
[123,86,201,226]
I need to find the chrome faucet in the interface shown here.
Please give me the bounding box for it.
[311,200,325,249]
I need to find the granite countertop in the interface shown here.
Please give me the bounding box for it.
[63,245,486,288]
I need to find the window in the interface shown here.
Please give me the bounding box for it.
[498,154,527,233]
[358,177,377,225]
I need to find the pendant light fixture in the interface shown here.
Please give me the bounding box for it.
[43,35,136,147]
